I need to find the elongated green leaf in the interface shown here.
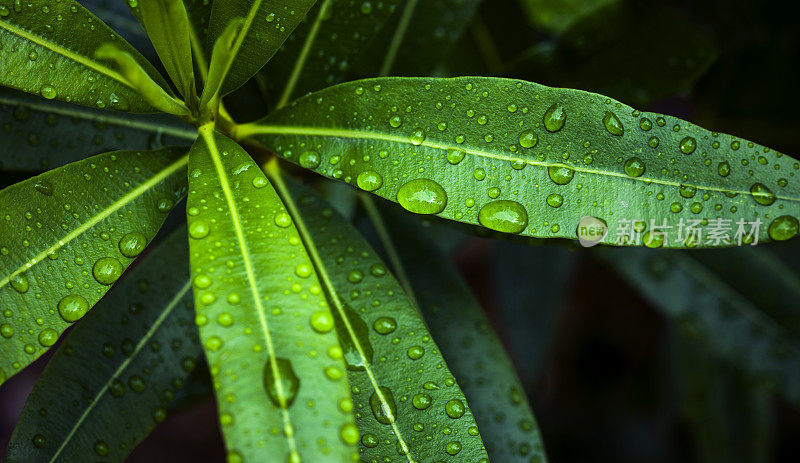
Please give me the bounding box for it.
[5,227,200,463]
[241,77,800,248]
[0,88,195,171]
[265,0,402,107]
[139,0,196,104]
[672,332,772,463]
[518,0,616,33]
[598,247,800,404]
[186,127,356,462]
[0,0,170,112]
[199,18,244,111]
[383,211,548,462]
[206,0,317,96]
[269,173,489,462]
[355,0,482,77]
[0,147,188,385]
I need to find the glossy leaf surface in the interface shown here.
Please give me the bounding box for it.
[5,227,199,463]
[0,0,169,112]
[206,0,317,96]
[0,147,188,385]
[271,175,489,462]
[264,0,401,107]
[385,212,548,462]
[0,88,195,171]
[186,128,356,462]
[242,77,800,247]
[598,247,800,404]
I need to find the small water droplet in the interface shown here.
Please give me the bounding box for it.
[518,129,538,148]
[396,179,447,214]
[93,257,122,285]
[603,111,624,136]
[58,294,89,322]
[356,170,383,191]
[680,136,697,154]
[543,103,566,132]
[299,150,321,169]
[750,183,776,205]
[478,200,528,234]
[547,164,575,185]
[624,157,646,177]
[369,386,397,425]
[118,232,147,258]
[40,85,57,100]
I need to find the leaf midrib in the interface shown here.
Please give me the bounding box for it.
[197,126,300,455]
[241,124,800,204]
[48,280,193,463]
[267,166,415,463]
[0,154,188,290]
[224,0,264,77]
[0,18,135,90]
[0,94,196,140]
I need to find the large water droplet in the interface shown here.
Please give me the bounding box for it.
[373,316,396,334]
[547,164,575,185]
[299,150,321,169]
[58,294,89,322]
[396,179,447,214]
[369,386,397,425]
[189,221,210,239]
[34,179,54,196]
[10,274,29,293]
[118,232,147,258]
[518,129,538,148]
[40,85,57,100]
[478,200,529,234]
[356,170,383,191]
[624,157,646,177]
[680,136,697,154]
[603,111,624,136]
[768,215,799,241]
[263,357,300,408]
[334,305,373,370]
[543,103,566,132]
[445,399,465,418]
[446,148,465,165]
[750,183,776,205]
[93,257,122,285]
[410,128,426,146]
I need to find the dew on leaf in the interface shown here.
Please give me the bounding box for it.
[478,200,528,234]
[58,294,89,322]
[263,357,300,408]
[369,386,397,425]
[396,178,447,214]
[543,103,566,132]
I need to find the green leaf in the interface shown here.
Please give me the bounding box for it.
[5,227,200,463]
[597,247,800,404]
[518,0,616,33]
[138,0,196,104]
[0,88,195,171]
[206,0,317,96]
[672,331,772,463]
[264,0,402,108]
[383,211,548,462]
[0,147,188,386]
[268,171,489,462]
[199,18,244,111]
[239,76,800,248]
[355,0,482,77]
[512,2,717,107]
[0,0,171,112]
[186,127,357,462]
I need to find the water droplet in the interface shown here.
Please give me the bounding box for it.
[410,129,426,146]
[347,270,363,283]
[389,115,402,128]
[518,129,538,149]
[356,170,383,191]
[543,103,566,132]
[310,310,334,333]
[93,257,122,285]
[768,216,799,241]
[717,161,731,177]
[750,183,776,205]
[546,193,563,208]
[413,393,432,410]
[118,232,147,258]
[396,179,447,214]
[446,441,462,455]
[547,164,575,185]
[205,335,223,351]
[603,111,624,136]
[274,212,292,228]
[263,357,300,408]
[38,328,58,347]
[40,85,57,100]
[680,136,697,154]
[94,440,109,456]
[252,176,268,188]
[34,179,54,196]
[340,422,359,445]
[189,221,210,239]
[445,399,465,418]
[624,157,646,177]
[58,294,89,322]
[373,316,397,334]
[369,386,397,425]
[362,433,379,448]
[679,184,697,199]
[33,434,47,448]
[10,274,29,293]
[1,324,14,338]
[478,200,529,234]
[299,150,321,169]
[407,345,424,360]
[335,305,373,370]
[446,148,465,165]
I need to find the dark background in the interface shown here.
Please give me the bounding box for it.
[2,0,800,462]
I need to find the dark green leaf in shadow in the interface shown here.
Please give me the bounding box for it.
[383,210,549,462]
[268,173,489,462]
[5,227,199,463]
[0,147,188,385]
[517,0,617,33]
[0,88,195,171]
